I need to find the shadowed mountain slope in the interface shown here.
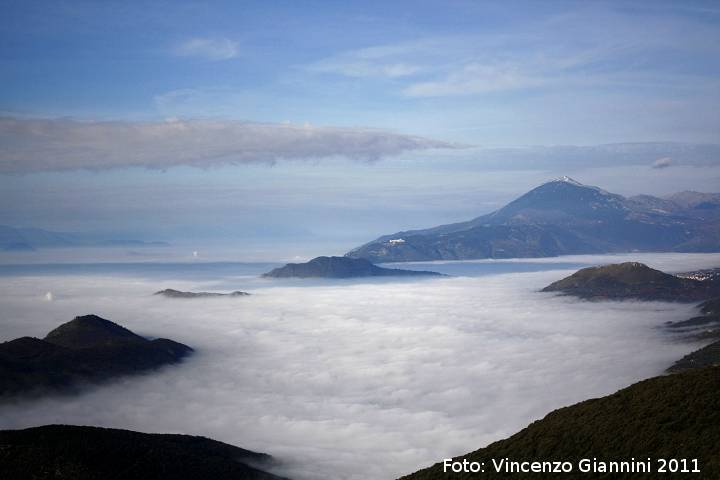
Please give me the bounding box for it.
[0,315,192,399]
[670,341,720,372]
[0,425,288,480]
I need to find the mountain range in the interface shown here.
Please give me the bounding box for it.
[0,225,167,251]
[346,177,720,262]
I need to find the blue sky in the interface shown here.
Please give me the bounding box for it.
[3,0,719,143]
[1,0,719,259]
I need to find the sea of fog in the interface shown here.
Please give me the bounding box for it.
[1,252,719,479]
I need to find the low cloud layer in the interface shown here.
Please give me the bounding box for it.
[0,117,455,174]
[0,253,712,479]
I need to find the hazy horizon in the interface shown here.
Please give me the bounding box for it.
[2,171,719,263]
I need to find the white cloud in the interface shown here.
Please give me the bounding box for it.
[305,6,720,99]
[310,61,422,78]
[403,63,549,97]
[304,40,430,79]
[0,117,456,174]
[459,143,720,170]
[174,37,239,60]
[307,37,573,97]
[0,253,712,479]
[652,157,673,169]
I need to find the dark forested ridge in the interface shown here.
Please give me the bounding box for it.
[0,425,288,480]
[399,367,720,479]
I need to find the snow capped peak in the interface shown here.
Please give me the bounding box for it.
[541,176,618,199]
[551,175,584,186]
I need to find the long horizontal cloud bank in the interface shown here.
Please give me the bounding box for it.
[0,117,456,173]
[454,142,720,170]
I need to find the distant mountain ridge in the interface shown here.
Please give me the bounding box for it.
[0,224,167,251]
[155,289,251,298]
[262,256,442,278]
[346,177,720,262]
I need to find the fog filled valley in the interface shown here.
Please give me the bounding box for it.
[2,253,718,480]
